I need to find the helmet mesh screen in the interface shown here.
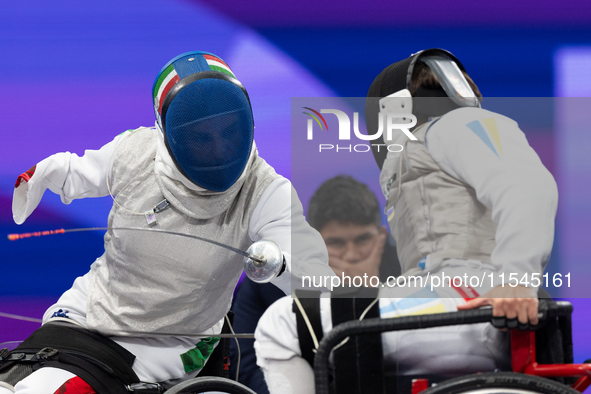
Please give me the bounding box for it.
[164,78,253,191]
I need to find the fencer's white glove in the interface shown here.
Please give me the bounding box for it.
[12,154,70,225]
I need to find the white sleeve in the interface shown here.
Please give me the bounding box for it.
[254,296,302,367]
[425,108,558,282]
[60,134,125,202]
[254,295,333,368]
[249,177,335,294]
[12,131,129,224]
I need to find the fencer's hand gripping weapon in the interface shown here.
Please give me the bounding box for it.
[8,226,285,284]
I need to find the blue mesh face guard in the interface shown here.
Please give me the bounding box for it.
[157,53,254,192]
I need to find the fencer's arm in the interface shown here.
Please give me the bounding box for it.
[254,296,332,394]
[12,131,129,225]
[426,109,558,282]
[249,177,334,295]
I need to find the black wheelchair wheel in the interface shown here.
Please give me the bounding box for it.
[163,376,256,394]
[421,372,580,394]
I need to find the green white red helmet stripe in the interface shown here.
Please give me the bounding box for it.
[203,54,235,78]
[153,64,180,115]
[153,52,238,119]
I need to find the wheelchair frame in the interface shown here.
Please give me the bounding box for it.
[313,301,591,394]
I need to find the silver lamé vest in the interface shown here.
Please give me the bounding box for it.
[380,122,497,274]
[86,127,278,336]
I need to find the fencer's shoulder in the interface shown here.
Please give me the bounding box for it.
[113,126,158,150]
[119,126,158,140]
[261,175,290,194]
[250,176,292,218]
[427,107,520,146]
[269,294,295,312]
[251,151,278,172]
[246,151,282,188]
[258,295,296,327]
[110,126,158,175]
[257,295,295,334]
[435,107,519,131]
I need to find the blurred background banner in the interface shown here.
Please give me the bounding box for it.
[1,0,591,361]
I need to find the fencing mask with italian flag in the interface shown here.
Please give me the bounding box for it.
[152,51,254,192]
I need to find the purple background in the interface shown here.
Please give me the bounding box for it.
[2,0,591,364]
[195,0,591,27]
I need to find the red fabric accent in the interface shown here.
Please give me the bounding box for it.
[450,283,480,301]
[54,376,96,394]
[15,165,36,188]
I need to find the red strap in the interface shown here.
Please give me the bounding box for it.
[15,165,36,188]
[54,376,96,394]
[450,283,480,301]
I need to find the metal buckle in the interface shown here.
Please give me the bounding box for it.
[34,347,59,361]
[125,381,163,393]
